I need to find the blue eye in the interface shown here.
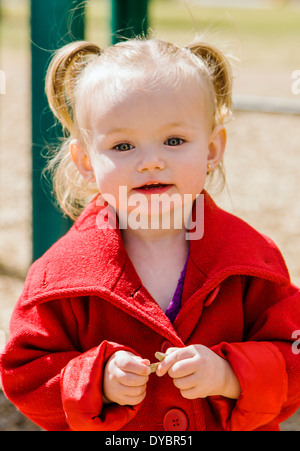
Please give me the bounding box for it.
[114,143,134,152]
[165,137,184,147]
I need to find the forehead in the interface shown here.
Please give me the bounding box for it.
[76,64,213,133]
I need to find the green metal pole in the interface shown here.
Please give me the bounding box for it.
[111,0,149,44]
[31,0,85,261]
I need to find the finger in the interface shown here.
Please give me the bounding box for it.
[116,354,151,376]
[120,383,147,398]
[156,348,189,377]
[168,358,198,379]
[172,372,198,391]
[165,347,180,355]
[118,371,150,387]
[179,386,200,400]
[109,358,150,387]
[119,389,147,407]
[140,358,151,366]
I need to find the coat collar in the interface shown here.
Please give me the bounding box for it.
[22,191,290,344]
[181,192,290,304]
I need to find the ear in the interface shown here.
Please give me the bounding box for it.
[207,125,227,171]
[69,139,94,180]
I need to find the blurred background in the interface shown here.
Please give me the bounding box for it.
[0,0,299,431]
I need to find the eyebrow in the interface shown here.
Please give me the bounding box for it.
[105,128,134,135]
[159,122,196,131]
[105,122,195,136]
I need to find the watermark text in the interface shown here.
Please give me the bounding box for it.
[95,186,204,240]
[292,330,300,355]
[0,70,6,95]
[291,70,300,95]
[0,330,6,352]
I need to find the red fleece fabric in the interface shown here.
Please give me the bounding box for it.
[0,191,299,431]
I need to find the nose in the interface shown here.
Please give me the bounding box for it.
[136,145,166,172]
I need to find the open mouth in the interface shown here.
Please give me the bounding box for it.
[138,183,168,190]
[134,183,173,193]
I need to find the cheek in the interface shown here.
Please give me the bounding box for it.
[179,159,208,193]
[90,154,119,191]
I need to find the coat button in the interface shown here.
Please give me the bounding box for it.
[160,340,173,353]
[163,409,188,431]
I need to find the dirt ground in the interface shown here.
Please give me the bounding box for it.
[0,45,300,430]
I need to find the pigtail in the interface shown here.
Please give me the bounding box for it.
[187,42,233,125]
[45,41,102,135]
[44,41,101,219]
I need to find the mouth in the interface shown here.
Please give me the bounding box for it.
[133,182,173,194]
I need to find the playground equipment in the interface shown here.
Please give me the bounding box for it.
[31,0,149,261]
[111,0,148,43]
[31,0,85,262]
[28,0,300,261]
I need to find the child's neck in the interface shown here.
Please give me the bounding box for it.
[119,203,192,247]
[121,225,189,252]
[121,226,190,312]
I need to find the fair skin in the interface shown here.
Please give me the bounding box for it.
[71,77,225,310]
[70,73,241,406]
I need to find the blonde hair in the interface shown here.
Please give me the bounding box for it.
[45,38,233,219]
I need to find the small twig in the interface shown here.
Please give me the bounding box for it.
[149,352,167,373]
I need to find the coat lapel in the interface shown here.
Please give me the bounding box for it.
[23,191,290,346]
[174,192,290,342]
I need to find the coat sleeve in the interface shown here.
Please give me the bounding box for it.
[208,279,300,431]
[0,297,141,431]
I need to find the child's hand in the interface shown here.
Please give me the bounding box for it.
[103,351,151,406]
[156,345,241,400]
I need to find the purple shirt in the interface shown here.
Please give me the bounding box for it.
[165,256,189,323]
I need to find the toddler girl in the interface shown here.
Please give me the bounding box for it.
[0,38,299,431]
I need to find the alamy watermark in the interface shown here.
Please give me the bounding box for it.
[95,187,204,240]
[0,330,6,353]
[292,330,300,355]
[0,70,6,95]
[291,70,300,95]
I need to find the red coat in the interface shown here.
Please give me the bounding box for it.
[1,192,300,431]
